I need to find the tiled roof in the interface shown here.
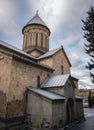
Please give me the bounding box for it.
[37,47,61,60]
[28,87,65,100]
[41,74,70,88]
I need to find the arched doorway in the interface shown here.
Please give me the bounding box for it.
[67,98,74,123]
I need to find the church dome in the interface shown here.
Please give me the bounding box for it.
[22,11,50,35]
[22,12,50,57]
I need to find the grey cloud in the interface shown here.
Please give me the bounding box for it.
[0,0,94,88]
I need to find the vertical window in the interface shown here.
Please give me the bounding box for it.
[37,76,40,88]
[41,33,43,47]
[36,33,38,47]
[47,37,49,50]
[25,34,27,48]
[45,35,47,49]
[30,33,32,46]
[44,35,46,48]
[61,65,64,74]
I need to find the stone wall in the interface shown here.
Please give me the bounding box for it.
[53,49,70,75]
[64,80,77,120]
[27,91,52,128]
[45,87,64,96]
[23,24,50,56]
[38,49,70,75]
[52,100,66,127]
[30,50,43,57]
[0,50,52,129]
[38,57,53,68]
[27,91,66,128]
[6,99,26,118]
[64,80,75,99]
[6,57,52,118]
[0,91,6,118]
[0,52,12,95]
[0,52,12,119]
[72,78,79,95]
[76,100,84,119]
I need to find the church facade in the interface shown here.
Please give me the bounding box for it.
[0,12,84,129]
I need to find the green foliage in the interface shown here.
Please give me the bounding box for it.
[82,6,94,83]
[88,90,92,108]
[88,90,94,108]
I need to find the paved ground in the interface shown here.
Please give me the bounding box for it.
[70,108,94,130]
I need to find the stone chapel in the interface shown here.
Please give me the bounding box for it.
[0,12,84,129]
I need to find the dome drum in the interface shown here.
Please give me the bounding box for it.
[22,12,50,57]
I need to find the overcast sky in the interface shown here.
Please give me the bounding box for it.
[0,0,94,89]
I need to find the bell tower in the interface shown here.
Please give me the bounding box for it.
[22,11,50,57]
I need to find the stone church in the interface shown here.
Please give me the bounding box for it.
[0,12,84,129]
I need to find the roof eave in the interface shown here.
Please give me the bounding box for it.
[0,45,54,72]
[41,85,64,89]
[22,23,51,36]
[27,87,65,101]
[61,46,72,67]
[37,47,72,67]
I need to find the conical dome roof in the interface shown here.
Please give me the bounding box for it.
[22,11,50,34]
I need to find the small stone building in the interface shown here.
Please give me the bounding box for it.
[0,12,84,129]
[27,75,83,128]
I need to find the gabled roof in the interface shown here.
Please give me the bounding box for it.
[28,87,65,100]
[37,47,61,59]
[37,46,71,66]
[22,12,50,34]
[25,47,46,54]
[0,40,36,60]
[0,40,54,72]
[41,74,70,88]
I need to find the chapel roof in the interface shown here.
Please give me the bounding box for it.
[37,46,71,66]
[26,11,47,27]
[28,87,65,100]
[0,40,54,71]
[41,74,70,88]
[0,40,36,60]
[22,11,50,34]
[37,47,61,59]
